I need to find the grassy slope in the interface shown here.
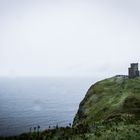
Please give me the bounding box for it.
[73,75,140,126]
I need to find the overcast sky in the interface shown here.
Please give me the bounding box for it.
[0,0,140,78]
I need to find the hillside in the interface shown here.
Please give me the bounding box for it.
[73,75,140,127]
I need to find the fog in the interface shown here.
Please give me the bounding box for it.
[0,0,140,78]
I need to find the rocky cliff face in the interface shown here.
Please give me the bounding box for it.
[73,75,140,127]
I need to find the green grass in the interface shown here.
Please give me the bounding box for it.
[73,76,140,126]
[1,122,140,140]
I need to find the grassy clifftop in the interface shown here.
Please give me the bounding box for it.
[73,75,140,127]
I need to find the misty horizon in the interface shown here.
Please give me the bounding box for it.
[0,0,140,78]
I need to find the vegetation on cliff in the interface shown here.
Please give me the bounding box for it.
[73,75,140,127]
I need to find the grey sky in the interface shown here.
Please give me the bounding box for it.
[0,0,140,77]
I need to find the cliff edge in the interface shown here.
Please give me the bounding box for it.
[73,75,140,127]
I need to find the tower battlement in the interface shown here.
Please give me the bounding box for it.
[128,63,139,78]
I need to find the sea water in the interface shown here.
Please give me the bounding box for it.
[0,77,96,136]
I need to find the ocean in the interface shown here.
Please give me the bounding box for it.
[0,77,96,136]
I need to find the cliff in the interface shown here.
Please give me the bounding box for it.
[1,75,140,140]
[73,75,140,127]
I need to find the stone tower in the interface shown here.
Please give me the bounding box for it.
[128,63,139,78]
